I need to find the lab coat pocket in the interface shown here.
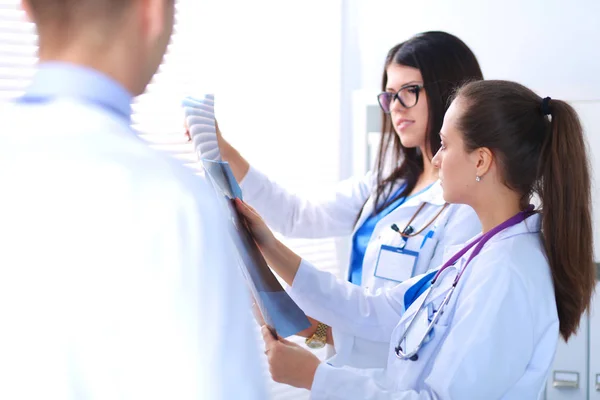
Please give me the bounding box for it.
[389,323,450,391]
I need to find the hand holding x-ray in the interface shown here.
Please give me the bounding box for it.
[183,94,221,161]
[182,95,310,338]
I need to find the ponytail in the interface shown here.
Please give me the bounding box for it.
[456,80,595,342]
[538,99,595,341]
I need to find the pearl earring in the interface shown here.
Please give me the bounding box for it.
[476,176,481,182]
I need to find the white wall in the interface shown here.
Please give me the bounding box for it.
[576,102,600,262]
[192,3,342,399]
[342,0,600,258]
[195,1,341,194]
[352,0,600,101]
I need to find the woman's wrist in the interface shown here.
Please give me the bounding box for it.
[326,326,334,345]
[261,239,302,286]
[219,140,250,182]
[296,317,320,338]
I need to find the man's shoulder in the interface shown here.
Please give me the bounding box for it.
[1,99,221,217]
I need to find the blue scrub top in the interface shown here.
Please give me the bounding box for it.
[348,183,434,285]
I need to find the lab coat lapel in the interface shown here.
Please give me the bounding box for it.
[398,263,460,326]
[354,180,446,233]
[352,180,406,233]
[354,196,375,233]
[401,180,446,208]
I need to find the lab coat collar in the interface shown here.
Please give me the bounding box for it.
[375,179,446,209]
[401,180,446,208]
[356,180,446,230]
[492,211,541,241]
[439,209,541,254]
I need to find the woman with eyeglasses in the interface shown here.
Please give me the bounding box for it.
[236,80,596,399]
[210,31,484,367]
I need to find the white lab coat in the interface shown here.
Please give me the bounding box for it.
[240,166,481,367]
[0,99,266,399]
[288,214,558,399]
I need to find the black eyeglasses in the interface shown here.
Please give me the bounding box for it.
[377,84,424,114]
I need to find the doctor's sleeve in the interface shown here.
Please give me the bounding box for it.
[309,251,545,399]
[288,259,417,343]
[239,165,374,238]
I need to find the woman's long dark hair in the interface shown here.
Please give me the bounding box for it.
[456,80,595,341]
[372,31,483,214]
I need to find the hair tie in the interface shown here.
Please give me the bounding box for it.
[541,97,552,116]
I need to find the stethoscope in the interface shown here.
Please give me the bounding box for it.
[394,205,536,361]
[390,202,449,249]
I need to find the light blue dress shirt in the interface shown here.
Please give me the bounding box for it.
[19,62,132,124]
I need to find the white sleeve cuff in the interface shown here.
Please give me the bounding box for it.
[289,258,316,296]
[329,328,389,369]
[310,362,387,400]
[310,363,336,399]
[328,328,354,367]
[285,259,319,314]
[239,165,265,203]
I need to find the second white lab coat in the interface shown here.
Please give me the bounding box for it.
[241,166,481,367]
[288,214,559,399]
[0,99,266,400]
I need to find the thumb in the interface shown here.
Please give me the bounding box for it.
[261,325,278,347]
[235,198,261,222]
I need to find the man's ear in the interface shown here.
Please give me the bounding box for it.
[140,0,167,45]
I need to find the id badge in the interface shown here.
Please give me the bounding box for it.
[374,244,418,283]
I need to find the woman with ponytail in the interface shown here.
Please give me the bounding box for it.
[235,79,595,399]
[452,82,595,342]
